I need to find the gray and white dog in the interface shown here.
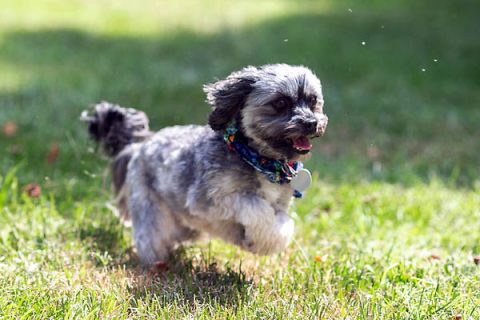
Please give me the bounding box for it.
[82,64,328,266]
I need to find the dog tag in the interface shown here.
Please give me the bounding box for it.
[290,168,312,192]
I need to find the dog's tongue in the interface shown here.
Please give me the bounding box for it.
[293,136,312,150]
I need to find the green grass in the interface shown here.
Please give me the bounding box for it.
[1,0,479,318]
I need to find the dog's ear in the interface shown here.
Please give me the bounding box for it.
[204,67,259,131]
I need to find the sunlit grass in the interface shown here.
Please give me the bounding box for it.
[1,172,479,318]
[0,0,331,35]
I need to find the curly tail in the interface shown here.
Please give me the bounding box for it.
[80,101,151,157]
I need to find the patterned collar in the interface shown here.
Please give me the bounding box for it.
[223,122,304,198]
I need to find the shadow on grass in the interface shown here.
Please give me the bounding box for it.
[76,211,252,307]
[77,215,253,307]
[125,248,254,309]
[0,0,479,187]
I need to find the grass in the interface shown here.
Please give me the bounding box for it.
[0,0,479,318]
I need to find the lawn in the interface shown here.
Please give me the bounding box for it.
[1,0,479,318]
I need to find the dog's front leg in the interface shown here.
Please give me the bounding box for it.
[189,194,294,255]
[221,195,295,255]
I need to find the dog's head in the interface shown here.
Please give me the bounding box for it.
[204,64,328,160]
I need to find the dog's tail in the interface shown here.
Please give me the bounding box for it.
[80,101,151,157]
[81,102,151,224]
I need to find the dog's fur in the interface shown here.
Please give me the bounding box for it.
[82,64,328,266]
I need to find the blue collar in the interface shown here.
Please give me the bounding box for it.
[223,122,304,198]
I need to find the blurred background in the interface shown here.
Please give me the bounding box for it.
[1,0,479,196]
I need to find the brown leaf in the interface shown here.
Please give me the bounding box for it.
[2,121,17,137]
[314,255,328,263]
[23,183,41,198]
[429,254,441,261]
[473,256,480,265]
[47,143,60,164]
[453,315,462,320]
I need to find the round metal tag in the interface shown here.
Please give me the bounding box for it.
[290,168,312,192]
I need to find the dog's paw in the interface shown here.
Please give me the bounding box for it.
[240,212,295,255]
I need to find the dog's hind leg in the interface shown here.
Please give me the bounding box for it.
[111,145,139,224]
[129,197,175,266]
[127,159,181,266]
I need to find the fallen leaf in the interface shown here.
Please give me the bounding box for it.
[453,315,462,320]
[2,121,17,137]
[473,256,480,265]
[47,143,60,164]
[23,183,41,198]
[429,254,441,261]
[314,255,325,262]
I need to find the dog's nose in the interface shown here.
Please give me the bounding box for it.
[304,119,317,133]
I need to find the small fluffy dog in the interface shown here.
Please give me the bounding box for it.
[81,64,328,266]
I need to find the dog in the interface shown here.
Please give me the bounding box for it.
[81,64,328,266]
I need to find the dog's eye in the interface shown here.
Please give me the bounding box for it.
[271,97,291,111]
[307,96,317,107]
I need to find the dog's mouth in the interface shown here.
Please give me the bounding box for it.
[291,136,312,154]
